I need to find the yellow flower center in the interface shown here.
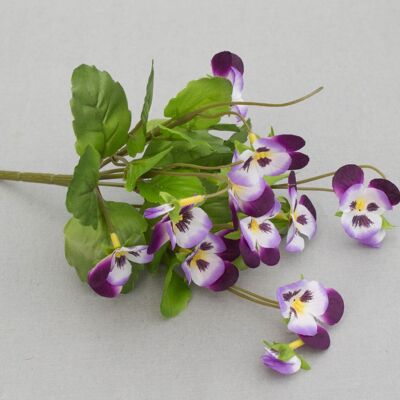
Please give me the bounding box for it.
[179,195,205,207]
[110,232,122,250]
[190,250,206,268]
[355,198,366,212]
[250,218,259,232]
[254,151,272,161]
[292,298,305,315]
[248,132,258,144]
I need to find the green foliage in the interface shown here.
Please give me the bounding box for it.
[160,257,192,318]
[144,130,232,167]
[335,211,343,217]
[125,148,172,191]
[382,215,395,230]
[70,64,131,157]
[270,343,296,362]
[164,76,232,129]
[232,256,248,271]
[298,355,311,370]
[265,173,289,186]
[147,243,168,273]
[137,175,205,203]
[66,146,101,228]
[234,140,251,153]
[127,61,154,157]
[225,119,252,146]
[201,195,231,224]
[224,230,241,240]
[64,201,147,282]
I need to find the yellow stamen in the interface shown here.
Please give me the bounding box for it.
[179,195,205,207]
[254,151,272,160]
[355,198,366,212]
[190,250,206,268]
[288,339,304,350]
[110,232,121,250]
[292,298,305,315]
[250,218,259,232]
[248,132,258,144]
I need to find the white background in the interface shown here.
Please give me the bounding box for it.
[0,1,399,399]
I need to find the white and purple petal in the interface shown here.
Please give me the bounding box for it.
[359,228,386,248]
[211,51,244,77]
[287,171,298,210]
[144,203,174,219]
[124,245,154,264]
[332,164,364,198]
[187,252,225,287]
[106,256,132,286]
[147,218,174,254]
[293,204,317,239]
[216,229,241,261]
[319,288,345,325]
[197,233,226,254]
[207,261,239,292]
[261,348,301,375]
[299,194,317,221]
[285,224,305,253]
[237,185,276,218]
[173,207,212,249]
[87,255,122,298]
[341,210,382,240]
[239,237,260,268]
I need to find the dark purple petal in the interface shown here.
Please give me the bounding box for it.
[228,195,240,229]
[216,230,240,261]
[88,255,122,298]
[369,179,400,206]
[207,261,239,291]
[239,237,260,268]
[298,325,330,350]
[299,194,317,220]
[147,219,171,254]
[272,134,306,151]
[88,255,112,288]
[259,247,280,266]
[332,164,364,198]
[288,170,297,188]
[241,185,275,218]
[319,288,345,325]
[211,51,244,76]
[289,152,309,170]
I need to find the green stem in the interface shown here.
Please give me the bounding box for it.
[228,286,280,309]
[148,170,224,180]
[163,161,243,171]
[196,110,251,131]
[204,187,228,200]
[166,87,323,130]
[271,184,334,192]
[295,164,386,185]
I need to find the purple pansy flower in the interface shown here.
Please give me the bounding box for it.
[146,204,212,254]
[207,229,240,292]
[230,134,309,181]
[88,245,153,298]
[211,50,247,118]
[181,233,238,289]
[332,164,400,247]
[261,347,301,375]
[228,164,275,228]
[286,171,317,253]
[276,279,345,337]
[239,199,282,267]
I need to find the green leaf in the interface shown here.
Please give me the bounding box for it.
[71,64,131,157]
[234,140,251,153]
[232,256,248,271]
[270,343,296,362]
[201,195,231,224]
[268,126,275,137]
[137,175,205,203]
[147,243,168,273]
[224,230,241,240]
[226,119,252,146]
[127,61,154,157]
[265,173,289,186]
[209,123,240,133]
[66,146,101,228]
[125,147,172,191]
[64,201,147,282]
[298,355,311,371]
[335,211,343,217]
[160,258,192,318]
[382,215,395,230]
[164,76,232,129]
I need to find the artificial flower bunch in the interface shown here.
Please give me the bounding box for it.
[1,51,399,376]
